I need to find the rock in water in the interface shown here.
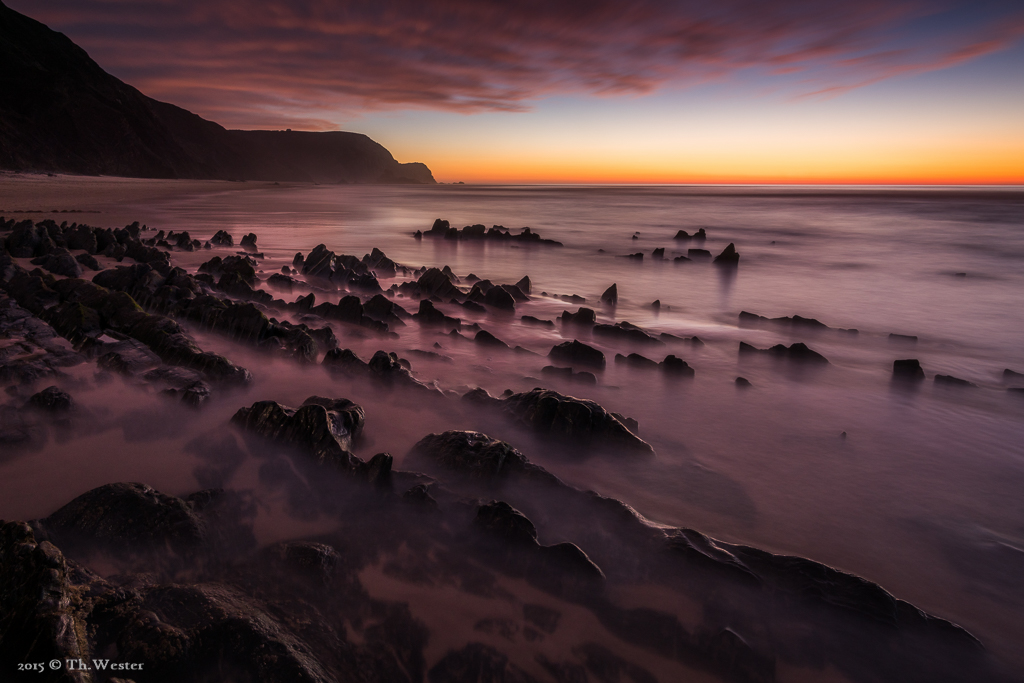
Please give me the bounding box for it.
[27,385,74,412]
[409,430,547,483]
[601,283,618,305]
[231,397,365,470]
[713,243,740,264]
[549,339,605,369]
[516,276,532,294]
[240,233,258,250]
[893,359,925,380]
[502,388,654,455]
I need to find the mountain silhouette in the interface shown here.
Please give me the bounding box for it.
[0,1,434,183]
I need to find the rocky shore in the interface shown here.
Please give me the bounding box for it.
[1,216,1018,683]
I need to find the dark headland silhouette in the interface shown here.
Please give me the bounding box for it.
[0,1,434,183]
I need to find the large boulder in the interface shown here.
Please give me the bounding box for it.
[42,482,206,550]
[232,397,365,470]
[409,431,556,485]
[30,248,82,278]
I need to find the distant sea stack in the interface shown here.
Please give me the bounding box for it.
[0,1,434,184]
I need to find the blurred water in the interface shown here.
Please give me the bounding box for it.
[2,178,1024,675]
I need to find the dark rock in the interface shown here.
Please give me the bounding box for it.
[27,385,73,412]
[43,482,206,549]
[600,283,617,305]
[674,230,691,239]
[462,387,505,407]
[210,229,234,246]
[651,299,660,308]
[0,520,93,675]
[560,307,596,326]
[889,333,918,343]
[516,276,532,294]
[615,352,658,369]
[652,248,665,258]
[713,242,740,264]
[502,388,653,455]
[231,396,365,470]
[265,273,297,291]
[402,483,438,509]
[521,315,554,327]
[409,431,551,484]
[558,294,587,304]
[74,252,101,270]
[30,247,82,277]
[694,228,707,239]
[240,232,258,250]
[549,339,605,369]
[500,283,530,303]
[476,501,538,546]
[688,248,711,259]
[736,376,752,387]
[414,299,461,330]
[460,300,486,313]
[363,247,399,278]
[893,359,925,380]
[593,322,662,345]
[674,255,692,263]
[934,374,976,388]
[475,329,509,348]
[660,355,694,376]
[180,380,212,407]
[740,341,829,364]
[620,252,643,260]
[482,284,516,311]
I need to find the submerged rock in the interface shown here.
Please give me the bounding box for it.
[934,374,976,388]
[560,307,596,327]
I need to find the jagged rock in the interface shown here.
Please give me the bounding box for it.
[30,248,82,277]
[739,341,828,364]
[714,243,740,264]
[409,431,556,484]
[1003,368,1024,382]
[266,273,297,292]
[736,376,752,387]
[516,276,532,294]
[652,248,665,259]
[893,359,925,380]
[694,228,707,239]
[363,247,398,278]
[674,255,692,263]
[549,339,605,369]
[674,230,691,239]
[0,521,93,679]
[363,293,408,325]
[323,348,434,392]
[688,248,711,259]
[27,385,74,412]
[210,230,234,246]
[502,388,654,455]
[232,396,365,470]
[620,252,643,260]
[600,283,617,305]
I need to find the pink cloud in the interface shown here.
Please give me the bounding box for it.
[8,0,1024,128]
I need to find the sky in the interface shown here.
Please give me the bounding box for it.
[10,0,1024,184]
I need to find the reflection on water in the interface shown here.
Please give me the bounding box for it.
[2,179,1024,679]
